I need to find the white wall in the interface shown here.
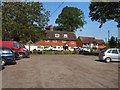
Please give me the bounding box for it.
[25,45,37,51]
[25,45,77,51]
[52,46,63,51]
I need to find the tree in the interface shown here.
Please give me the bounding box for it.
[89,2,120,28]
[118,39,120,48]
[2,2,50,43]
[55,6,86,32]
[108,36,118,48]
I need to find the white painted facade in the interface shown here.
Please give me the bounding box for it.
[25,45,37,51]
[83,43,97,49]
[25,45,77,51]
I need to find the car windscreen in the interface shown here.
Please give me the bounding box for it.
[0,48,13,54]
[13,43,20,48]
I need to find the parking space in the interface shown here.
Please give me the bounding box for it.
[2,55,118,88]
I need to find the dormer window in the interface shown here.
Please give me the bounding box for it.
[55,34,60,38]
[53,40,57,43]
[71,41,74,44]
[45,40,49,42]
[62,40,66,43]
[64,34,68,38]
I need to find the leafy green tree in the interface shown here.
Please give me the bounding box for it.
[2,2,50,43]
[118,39,120,48]
[55,6,86,32]
[108,36,117,48]
[89,2,120,28]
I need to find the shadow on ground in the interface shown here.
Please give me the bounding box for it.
[95,59,105,62]
[95,59,120,64]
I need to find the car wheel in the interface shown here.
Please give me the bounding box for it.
[105,57,111,63]
[19,53,25,58]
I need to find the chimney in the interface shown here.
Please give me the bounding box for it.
[50,26,54,31]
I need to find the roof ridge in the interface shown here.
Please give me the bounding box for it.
[79,36,95,38]
[46,30,75,33]
[95,39,104,40]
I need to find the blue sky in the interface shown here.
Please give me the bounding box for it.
[42,2,118,42]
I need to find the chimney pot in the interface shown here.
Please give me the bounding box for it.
[50,26,54,31]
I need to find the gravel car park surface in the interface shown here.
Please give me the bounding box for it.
[2,55,118,88]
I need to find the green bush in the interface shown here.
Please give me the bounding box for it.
[37,51,42,54]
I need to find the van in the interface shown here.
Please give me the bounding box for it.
[0,41,30,58]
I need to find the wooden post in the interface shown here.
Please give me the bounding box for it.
[27,40,33,52]
[29,43,30,51]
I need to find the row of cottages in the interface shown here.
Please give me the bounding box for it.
[35,30,77,51]
[25,26,106,51]
[76,36,106,51]
[25,26,77,51]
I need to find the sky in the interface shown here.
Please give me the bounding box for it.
[42,2,118,42]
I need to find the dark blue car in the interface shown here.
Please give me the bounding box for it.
[0,47,16,66]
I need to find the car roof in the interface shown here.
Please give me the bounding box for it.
[108,48,119,50]
[101,48,119,52]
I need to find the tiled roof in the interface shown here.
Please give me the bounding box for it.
[98,45,106,49]
[35,40,76,47]
[78,36,105,44]
[45,30,76,40]
[78,36,95,44]
[95,39,105,44]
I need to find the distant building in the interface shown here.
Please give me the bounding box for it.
[76,36,106,51]
[25,25,106,52]
[95,39,106,51]
[35,26,77,51]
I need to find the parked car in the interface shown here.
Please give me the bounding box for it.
[79,49,89,54]
[0,41,30,58]
[0,56,5,70]
[99,48,120,62]
[20,44,30,58]
[0,47,16,65]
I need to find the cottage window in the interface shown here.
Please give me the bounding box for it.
[62,40,66,43]
[53,46,56,48]
[58,46,61,49]
[45,40,49,42]
[71,41,74,44]
[55,34,60,38]
[53,40,57,43]
[37,46,44,49]
[64,34,68,38]
[44,46,49,49]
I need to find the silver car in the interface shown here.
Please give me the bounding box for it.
[99,48,120,62]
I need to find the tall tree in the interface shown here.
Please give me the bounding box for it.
[118,39,120,48]
[89,2,120,28]
[2,2,50,43]
[108,36,118,48]
[55,6,86,32]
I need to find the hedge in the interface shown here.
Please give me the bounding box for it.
[81,52,99,56]
[32,51,75,55]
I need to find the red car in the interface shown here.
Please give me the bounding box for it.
[0,41,30,58]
